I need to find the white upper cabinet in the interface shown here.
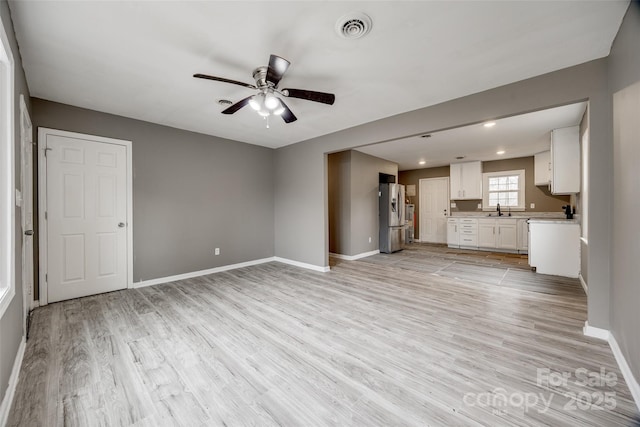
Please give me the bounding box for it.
[550,126,580,194]
[534,151,551,186]
[450,161,482,200]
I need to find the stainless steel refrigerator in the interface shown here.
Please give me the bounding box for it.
[379,183,406,253]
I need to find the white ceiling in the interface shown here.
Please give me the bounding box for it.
[9,1,628,149]
[355,102,587,170]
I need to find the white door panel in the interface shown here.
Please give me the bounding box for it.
[46,134,127,303]
[419,178,449,243]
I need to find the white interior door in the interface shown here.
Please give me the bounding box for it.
[42,131,129,303]
[419,178,449,243]
[20,96,33,330]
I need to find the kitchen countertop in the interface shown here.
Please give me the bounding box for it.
[527,218,580,224]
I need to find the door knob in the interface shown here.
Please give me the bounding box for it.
[118,222,126,228]
[24,230,33,236]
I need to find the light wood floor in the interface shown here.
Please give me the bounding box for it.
[8,243,639,426]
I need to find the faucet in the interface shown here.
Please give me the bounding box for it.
[497,203,503,216]
[562,205,574,219]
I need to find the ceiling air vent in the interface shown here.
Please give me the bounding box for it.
[218,99,233,106]
[336,12,372,39]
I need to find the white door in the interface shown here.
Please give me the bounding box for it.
[42,131,129,303]
[20,96,33,330]
[419,178,449,243]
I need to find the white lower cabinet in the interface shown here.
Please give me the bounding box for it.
[496,220,517,250]
[447,218,478,248]
[478,220,497,248]
[528,221,580,278]
[446,217,530,254]
[517,219,528,253]
[458,218,478,248]
[478,218,518,250]
[447,218,459,248]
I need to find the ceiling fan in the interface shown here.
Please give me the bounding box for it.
[194,54,335,124]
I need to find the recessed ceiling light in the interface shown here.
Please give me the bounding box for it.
[419,160,426,165]
[420,134,431,138]
[484,122,497,128]
[496,150,505,155]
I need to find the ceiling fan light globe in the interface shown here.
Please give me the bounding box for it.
[273,106,285,115]
[264,93,279,109]
[257,110,270,117]
[249,97,261,111]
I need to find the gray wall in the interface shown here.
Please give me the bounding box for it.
[0,0,31,407]
[350,151,397,256]
[328,150,397,256]
[327,150,398,255]
[609,1,640,388]
[328,151,351,255]
[32,99,274,282]
[274,58,612,330]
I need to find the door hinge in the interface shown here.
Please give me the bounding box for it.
[45,274,47,283]
[45,211,47,220]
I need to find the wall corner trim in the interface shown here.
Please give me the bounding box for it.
[583,321,610,340]
[608,332,640,411]
[329,250,380,261]
[0,337,26,426]
[583,321,640,410]
[273,257,330,272]
[578,273,588,294]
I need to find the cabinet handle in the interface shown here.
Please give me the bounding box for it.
[493,227,495,235]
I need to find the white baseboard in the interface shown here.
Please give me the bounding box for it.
[608,331,640,410]
[134,256,331,288]
[329,250,380,261]
[583,321,610,340]
[583,321,640,410]
[578,273,588,295]
[134,257,275,288]
[0,337,26,427]
[30,300,39,310]
[273,257,330,272]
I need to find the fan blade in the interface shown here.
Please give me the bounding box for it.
[282,88,335,105]
[194,74,256,89]
[278,99,297,123]
[221,96,253,114]
[266,55,290,88]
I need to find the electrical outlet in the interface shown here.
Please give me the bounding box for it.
[214,248,220,256]
[477,203,482,209]
[451,202,457,208]
[530,203,535,209]
[368,237,372,243]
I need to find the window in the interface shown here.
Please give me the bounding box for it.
[0,18,15,318]
[482,169,525,211]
